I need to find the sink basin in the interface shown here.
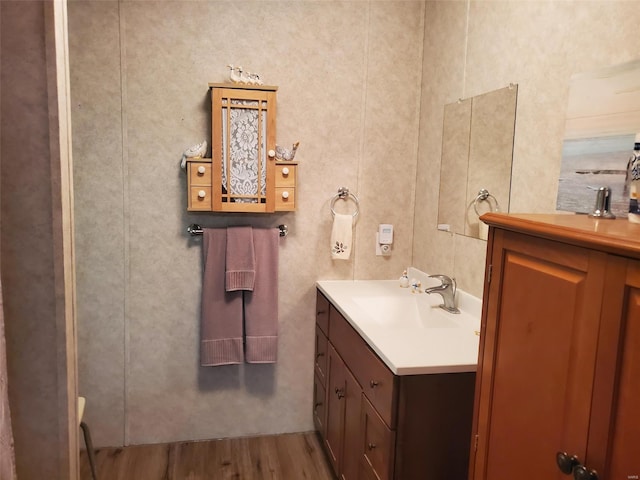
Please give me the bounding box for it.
[316,269,482,374]
[352,295,463,329]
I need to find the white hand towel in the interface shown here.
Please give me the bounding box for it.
[331,213,353,260]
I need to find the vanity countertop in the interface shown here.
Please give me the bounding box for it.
[316,269,481,375]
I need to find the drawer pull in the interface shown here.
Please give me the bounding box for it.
[281,191,290,199]
[314,401,323,408]
[316,352,325,359]
[369,380,379,388]
[198,190,207,199]
[317,310,326,316]
[268,149,276,158]
[335,387,345,399]
[282,167,290,176]
[197,165,206,174]
[368,443,377,450]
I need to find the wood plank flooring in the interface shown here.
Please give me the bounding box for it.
[80,431,336,480]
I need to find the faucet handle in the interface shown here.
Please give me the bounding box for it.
[428,274,453,285]
[428,274,457,296]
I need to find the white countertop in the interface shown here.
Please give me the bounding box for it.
[316,268,481,375]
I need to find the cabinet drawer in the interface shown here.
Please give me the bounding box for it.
[275,187,295,211]
[329,305,397,428]
[361,395,395,480]
[275,164,296,187]
[188,162,212,186]
[315,326,328,386]
[316,291,329,336]
[189,187,212,210]
[313,374,327,436]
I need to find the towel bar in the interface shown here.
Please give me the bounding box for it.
[187,224,288,237]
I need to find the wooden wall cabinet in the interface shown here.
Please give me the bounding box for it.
[185,83,297,213]
[314,290,475,480]
[471,213,640,480]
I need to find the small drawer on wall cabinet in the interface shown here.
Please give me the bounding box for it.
[275,188,295,211]
[189,162,212,186]
[189,187,212,210]
[276,164,296,187]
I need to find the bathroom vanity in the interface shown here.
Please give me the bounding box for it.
[314,275,481,480]
[471,213,640,480]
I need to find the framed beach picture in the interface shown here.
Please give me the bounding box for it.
[557,59,640,216]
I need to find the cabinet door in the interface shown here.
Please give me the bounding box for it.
[591,258,640,478]
[325,343,362,480]
[472,230,607,479]
[342,366,362,480]
[313,373,327,436]
[211,86,276,212]
[325,344,347,475]
[360,396,395,480]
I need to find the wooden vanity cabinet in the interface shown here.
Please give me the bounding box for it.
[471,213,640,480]
[314,290,475,480]
[314,291,330,436]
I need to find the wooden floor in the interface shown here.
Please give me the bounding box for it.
[80,431,336,480]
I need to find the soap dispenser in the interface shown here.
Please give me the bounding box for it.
[399,270,410,288]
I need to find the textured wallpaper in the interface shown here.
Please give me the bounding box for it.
[69,0,640,448]
[414,0,640,298]
[69,0,424,447]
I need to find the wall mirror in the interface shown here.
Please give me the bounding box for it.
[556,59,640,217]
[437,85,518,239]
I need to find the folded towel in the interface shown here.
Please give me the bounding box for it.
[200,229,244,366]
[225,226,255,291]
[331,213,353,260]
[244,228,279,363]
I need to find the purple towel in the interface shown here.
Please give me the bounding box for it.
[225,226,256,291]
[200,229,244,366]
[244,228,279,363]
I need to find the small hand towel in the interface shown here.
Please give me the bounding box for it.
[331,213,353,260]
[200,229,244,366]
[225,226,255,291]
[244,228,279,363]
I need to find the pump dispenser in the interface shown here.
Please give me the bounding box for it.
[628,134,640,223]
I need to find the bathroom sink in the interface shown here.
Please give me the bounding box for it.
[352,295,463,329]
[316,268,481,374]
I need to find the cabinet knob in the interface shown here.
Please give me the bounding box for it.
[281,191,289,199]
[335,387,345,399]
[197,165,206,174]
[282,167,290,176]
[368,443,377,450]
[556,452,580,475]
[198,190,206,199]
[268,149,276,158]
[573,466,598,480]
[369,380,379,388]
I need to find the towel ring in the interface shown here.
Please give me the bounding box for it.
[473,188,500,217]
[330,187,360,218]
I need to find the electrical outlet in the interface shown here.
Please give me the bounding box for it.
[375,233,392,256]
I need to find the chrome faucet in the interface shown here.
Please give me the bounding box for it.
[424,274,460,314]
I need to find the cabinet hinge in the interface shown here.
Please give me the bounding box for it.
[487,265,493,284]
[474,434,479,451]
